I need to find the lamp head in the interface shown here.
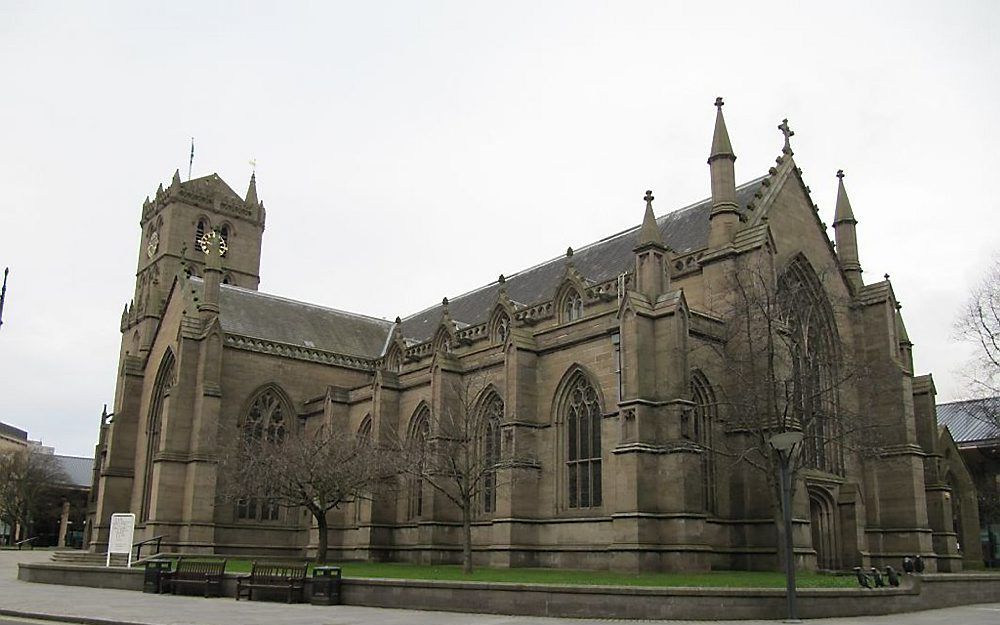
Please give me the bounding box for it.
[769,431,804,452]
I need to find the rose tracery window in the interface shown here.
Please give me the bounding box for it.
[564,373,602,509]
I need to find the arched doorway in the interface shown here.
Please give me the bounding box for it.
[808,487,840,570]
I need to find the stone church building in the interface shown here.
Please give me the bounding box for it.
[88,101,980,572]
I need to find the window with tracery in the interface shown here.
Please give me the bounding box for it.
[691,372,717,514]
[479,394,503,514]
[564,372,602,508]
[407,408,430,519]
[244,388,287,444]
[220,225,230,258]
[492,313,510,345]
[354,416,373,525]
[778,257,843,475]
[236,498,280,521]
[141,351,174,522]
[194,218,208,248]
[562,290,584,322]
[235,388,290,522]
[386,350,402,373]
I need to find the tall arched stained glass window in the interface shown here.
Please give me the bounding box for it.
[564,372,602,508]
[407,408,430,520]
[480,394,503,514]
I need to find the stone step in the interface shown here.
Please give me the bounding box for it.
[50,551,132,566]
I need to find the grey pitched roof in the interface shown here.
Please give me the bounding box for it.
[400,178,765,342]
[181,173,244,203]
[216,283,394,358]
[937,398,1000,445]
[0,422,28,442]
[54,455,93,489]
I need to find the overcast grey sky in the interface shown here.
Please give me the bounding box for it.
[1,1,998,456]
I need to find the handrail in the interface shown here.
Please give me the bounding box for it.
[133,535,164,561]
[15,536,38,550]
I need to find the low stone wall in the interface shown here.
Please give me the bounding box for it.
[16,562,1000,620]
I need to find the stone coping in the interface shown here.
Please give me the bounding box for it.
[17,561,1000,621]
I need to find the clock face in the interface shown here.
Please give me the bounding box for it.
[146,231,159,258]
[199,230,228,256]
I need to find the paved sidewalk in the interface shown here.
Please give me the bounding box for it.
[1,551,999,625]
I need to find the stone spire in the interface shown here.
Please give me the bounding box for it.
[832,170,863,291]
[245,172,259,207]
[634,190,669,298]
[638,189,664,247]
[708,97,739,248]
[170,169,182,192]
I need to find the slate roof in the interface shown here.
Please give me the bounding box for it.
[399,177,766,342]
[0,421,28,442]
[54,455,93,489]
[215,282,394,358]
[937,398,1000,445]
[181,173,244,203]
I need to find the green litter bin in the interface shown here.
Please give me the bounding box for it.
[310,566,342,605]
[143,558,172,594]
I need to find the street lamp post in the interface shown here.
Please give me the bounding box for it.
[770,430,804,624]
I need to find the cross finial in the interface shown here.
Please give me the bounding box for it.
[778,118,794,153]
[836,169,845,180]
[644,190,654,207]
[714,96,724,109]
[249,157,257,173]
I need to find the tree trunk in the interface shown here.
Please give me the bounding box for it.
[462,504,473,574]
[315,510,329,563]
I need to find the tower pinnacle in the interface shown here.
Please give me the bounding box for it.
[832,169,862,291]
[638,190,664,247]
[708,97,739,248]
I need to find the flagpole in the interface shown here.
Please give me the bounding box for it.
[0,267,9,332]
[188,138,195,181]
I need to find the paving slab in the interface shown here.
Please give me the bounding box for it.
[1,551,998,625]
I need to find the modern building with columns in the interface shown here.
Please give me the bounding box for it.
[87,101,979,572]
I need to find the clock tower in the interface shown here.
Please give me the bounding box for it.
[122,169,265,358]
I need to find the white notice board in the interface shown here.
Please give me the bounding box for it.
[107,513,135,567]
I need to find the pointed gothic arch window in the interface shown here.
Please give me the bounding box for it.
[194,218,209,249]
[235,387,290,522]
[354,415,374,525]
[141,350,175,522]
[691,371,717,514]
[407,407,430,520]
[562,371,603,509]
[478,393,503,515]
[222,274,233,285]
[778,256,843,475]
[385,347,402,373]
[219,224,230,258]
[243,387,289,444]
[561,289,584,323]
[433,329,452,354]
[491,311,511,345]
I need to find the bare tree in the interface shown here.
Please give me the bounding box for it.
[708,254,880,570]
[218,418,391,563]
[396,374,533,574]
[0,446,68,544]
[956,256,1000,417]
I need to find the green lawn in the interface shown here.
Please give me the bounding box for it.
[202,558,854,588]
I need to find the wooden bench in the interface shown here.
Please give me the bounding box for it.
[235,561,309,603]
[161,558,227,597]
